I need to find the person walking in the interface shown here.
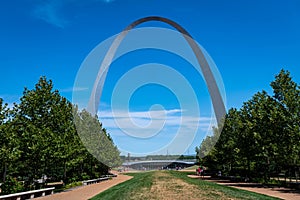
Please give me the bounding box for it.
[197,167,201,177]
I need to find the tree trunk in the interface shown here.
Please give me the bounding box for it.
[2,162,7,182]
[265,157,270,181]
[247,158,251,177]
[90,158,93,177]
[295,168,298,183]
[63,161,67,183]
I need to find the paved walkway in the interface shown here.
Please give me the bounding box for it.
[33,171,300,200]
[36,174,132,200]
[188,175,300,200]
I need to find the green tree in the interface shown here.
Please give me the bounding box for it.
[1,76,123,191]
[0,99,20,183]
[13,77,78,186]
[241,91,286,180]
[270,69,300,175]
[214,108,241,174]
[74,109,122,169]
[198,69,300,181]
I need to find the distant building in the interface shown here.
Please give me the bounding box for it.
[122,160,195,170]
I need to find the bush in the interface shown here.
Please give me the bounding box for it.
[1,176,24,195]
[81,172,90,180]
[64,181,82,190]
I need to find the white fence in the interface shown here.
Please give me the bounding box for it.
[82,177,109,186]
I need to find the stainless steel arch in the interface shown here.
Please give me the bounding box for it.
[88,16,226,126]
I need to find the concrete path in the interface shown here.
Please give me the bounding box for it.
[188,175,300,200]
[35,174,132,200]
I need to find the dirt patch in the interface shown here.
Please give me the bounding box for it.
[149,172,198,199]
[130,171,234,200]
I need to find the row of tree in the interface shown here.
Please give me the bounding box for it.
[197,69,300,181]
[0,77,122,194]
[120,154,196,162]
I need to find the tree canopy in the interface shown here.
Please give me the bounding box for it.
[197,69,300,182]
[0,77,122,194]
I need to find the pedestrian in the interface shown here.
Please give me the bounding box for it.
[197,167,201,176]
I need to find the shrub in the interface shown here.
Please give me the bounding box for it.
[1,176,24,195]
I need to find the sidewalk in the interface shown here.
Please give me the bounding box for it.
[188,175,300,200]
[35,174,132,200]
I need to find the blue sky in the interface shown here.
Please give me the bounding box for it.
[1,0,300,156]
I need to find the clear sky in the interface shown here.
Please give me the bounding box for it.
[1,0,300,156]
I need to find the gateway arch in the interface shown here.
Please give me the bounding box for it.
[88,16,226,127]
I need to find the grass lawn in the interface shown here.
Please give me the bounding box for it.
[90,171,279,200]
[182,165,199,170]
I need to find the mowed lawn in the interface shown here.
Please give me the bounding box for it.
[90,171,279,200]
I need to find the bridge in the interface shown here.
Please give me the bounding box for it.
[122,160,196,170]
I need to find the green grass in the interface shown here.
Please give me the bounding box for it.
[90,172,154,200]
[182,165,199,170]
[169,171,279,200]
[90,171,280,200]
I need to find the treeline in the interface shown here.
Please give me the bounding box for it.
[197,69,300,181]
[0,77,122,194]
[121,155,196,162]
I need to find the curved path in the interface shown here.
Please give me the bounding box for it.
[188,175,300,200]
[36,174,132,200]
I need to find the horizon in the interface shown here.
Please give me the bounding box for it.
[1,0,300,156]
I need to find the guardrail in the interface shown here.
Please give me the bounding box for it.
[106,174,117,178]
[82,174,118,186]
[0,187,55,200]
[82,177,109,186]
